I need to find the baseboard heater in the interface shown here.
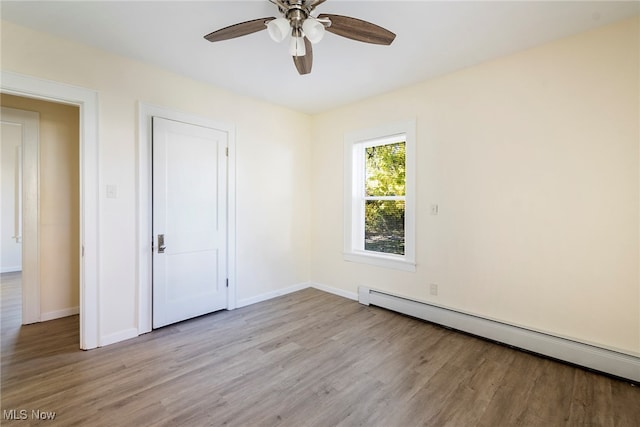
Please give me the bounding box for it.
[358,286,640,383]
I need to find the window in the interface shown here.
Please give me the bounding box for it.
[344,121,415,271]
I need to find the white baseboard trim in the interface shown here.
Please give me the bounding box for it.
[237,282,310,308]
[1,266,22,274]
[359,286,640,383]
[311,282,358,301]
[40,306,79,321]
[100,328,139,347]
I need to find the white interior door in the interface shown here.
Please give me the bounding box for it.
[1,106,40,325]
[152,116,228,328]
[1,121,23,273]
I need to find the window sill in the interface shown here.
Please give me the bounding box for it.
[343,252,416,272]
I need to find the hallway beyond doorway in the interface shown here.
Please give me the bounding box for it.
[0,272,80,359]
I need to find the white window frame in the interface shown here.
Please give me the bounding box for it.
[344,120,416,272]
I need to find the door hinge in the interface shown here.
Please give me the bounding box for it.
[226,278,229,288]
[225,147,229,157]
[82,245,85,257]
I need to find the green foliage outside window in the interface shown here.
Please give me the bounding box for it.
[364,142,406,255]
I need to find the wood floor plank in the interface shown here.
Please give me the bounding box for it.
[569,369,614,427]
[2,272,639,426]
[516,358,576,425]
[611,379,640,426]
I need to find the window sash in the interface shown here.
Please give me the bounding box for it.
[363,195,405,201]
[344,120,416,272]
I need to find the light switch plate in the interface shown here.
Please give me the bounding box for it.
[106,185,118,199]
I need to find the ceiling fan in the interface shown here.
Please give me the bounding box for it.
[204,0,396,75]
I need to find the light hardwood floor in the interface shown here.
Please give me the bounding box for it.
[1,272,639,426]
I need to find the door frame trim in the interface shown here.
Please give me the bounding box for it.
[1,106,40,324]
[137,102,237,334]
[1,70,100,350]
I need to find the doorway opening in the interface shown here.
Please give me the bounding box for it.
[1,95,80,340]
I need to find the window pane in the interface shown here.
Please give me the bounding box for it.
[365,200,405,255]
[365,142,406,197]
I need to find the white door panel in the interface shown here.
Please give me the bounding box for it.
[152,117,227,328]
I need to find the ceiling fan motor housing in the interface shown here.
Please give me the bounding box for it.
[286,8,307,29]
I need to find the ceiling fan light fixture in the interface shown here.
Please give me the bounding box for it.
[266,17,290,42]
[289,28,306,56]
[302,18,325,44]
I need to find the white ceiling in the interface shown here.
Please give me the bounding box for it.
[2,1,638,114]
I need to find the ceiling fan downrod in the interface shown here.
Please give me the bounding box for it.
[268,0,331,31]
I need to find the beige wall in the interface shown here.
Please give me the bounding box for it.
[1,20,312,340]
[2,16,638,354]
[311,17,640,355]
[1,94,80,317]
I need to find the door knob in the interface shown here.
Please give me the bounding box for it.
[158,234,166,253]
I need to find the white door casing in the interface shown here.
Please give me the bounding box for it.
[152,117,228,328]
[138,103,236,335]
[1,71,100,350]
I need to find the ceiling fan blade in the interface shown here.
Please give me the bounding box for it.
[293,38,313,75]
[318,14,396,45]
[204,17,275,42]
[308,0,329,8]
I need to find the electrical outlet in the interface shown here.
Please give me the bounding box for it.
[430,283,438,296]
